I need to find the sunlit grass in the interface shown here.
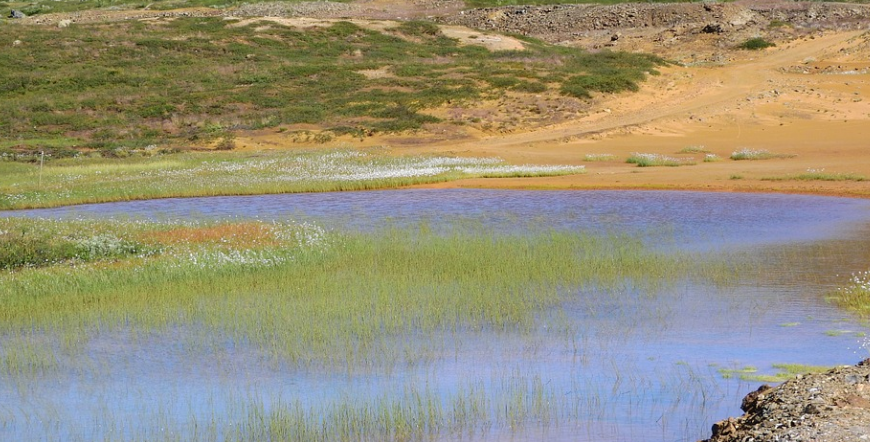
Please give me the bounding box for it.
[761,172,865,182]
[677,145,709,154]
[827,270,870,317]
[737,363,832,383]
[0,217,736,376]
[0,149,584,210]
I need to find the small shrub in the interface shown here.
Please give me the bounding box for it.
[738,38,776,51]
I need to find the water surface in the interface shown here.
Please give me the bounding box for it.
[2,190,869,441]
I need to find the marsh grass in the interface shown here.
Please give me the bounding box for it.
[0,217,737,377]
[0,149,584,210]
[761,172,865,182]
[626,153,695,167]
[738,363,831,383]
[827,270,870,316]
[730,148,795,161]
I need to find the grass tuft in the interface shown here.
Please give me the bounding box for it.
[761,172,865,182]
[738,37,776,50]
[626,153,695,167]
[730,148,795,161]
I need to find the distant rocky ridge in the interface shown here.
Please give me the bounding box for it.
[442,2,870,42]
[702,359,870,442]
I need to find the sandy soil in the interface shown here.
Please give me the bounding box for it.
[404,30,870,198]
[230,2,870,198]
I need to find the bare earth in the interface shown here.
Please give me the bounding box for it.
[227,0,870,198]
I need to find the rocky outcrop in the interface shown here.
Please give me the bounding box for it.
[702,359,870,442]
[442,2,870,42]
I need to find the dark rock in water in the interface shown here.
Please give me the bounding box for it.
[9,10,27,19]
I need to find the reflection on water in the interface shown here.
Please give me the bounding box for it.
[2,190,870,441]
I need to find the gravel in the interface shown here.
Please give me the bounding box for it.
[702,359,870,442]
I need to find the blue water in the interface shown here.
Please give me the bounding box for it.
[2,190,870,442]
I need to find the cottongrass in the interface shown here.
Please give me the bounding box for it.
[730,148,795,160]
[703,154,720,162]
[761,171,865,182]
[626,153,695,167]
[828,270,870,316]
[0,150,585,210]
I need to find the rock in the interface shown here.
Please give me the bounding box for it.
[58,19,73,28]
[741,384,774,413]
[701,360,870,442]
[701,24,723,34]
[9,9,26,19]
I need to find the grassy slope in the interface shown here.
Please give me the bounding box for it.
[0,17,662,154]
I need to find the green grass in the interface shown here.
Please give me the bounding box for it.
[626,153,695,167]
[719,363,831,382]
[718,365,757,379]
[738,37,776,51]
[738,363,832,383]
[761,172,866,182]
[827,270,870,316]
[0,18,663,153]
[0,148,584,210]
[0,217,733,375]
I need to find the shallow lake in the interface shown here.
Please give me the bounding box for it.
[2,190,870,441]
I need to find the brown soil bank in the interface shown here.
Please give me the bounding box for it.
[702,359,870,442]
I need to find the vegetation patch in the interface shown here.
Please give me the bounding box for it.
[738,37,776,50]
[0,218,728,372]
[0,18,663,153]
[720,363,831,382]
[0,149,584,210]
[730,148,795,160]
[677,145,709,154]
[827,271,870,316]
[739,364,832,383]
[582,153,617,162]
[761,172,865,182]
[626,153,696,167]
